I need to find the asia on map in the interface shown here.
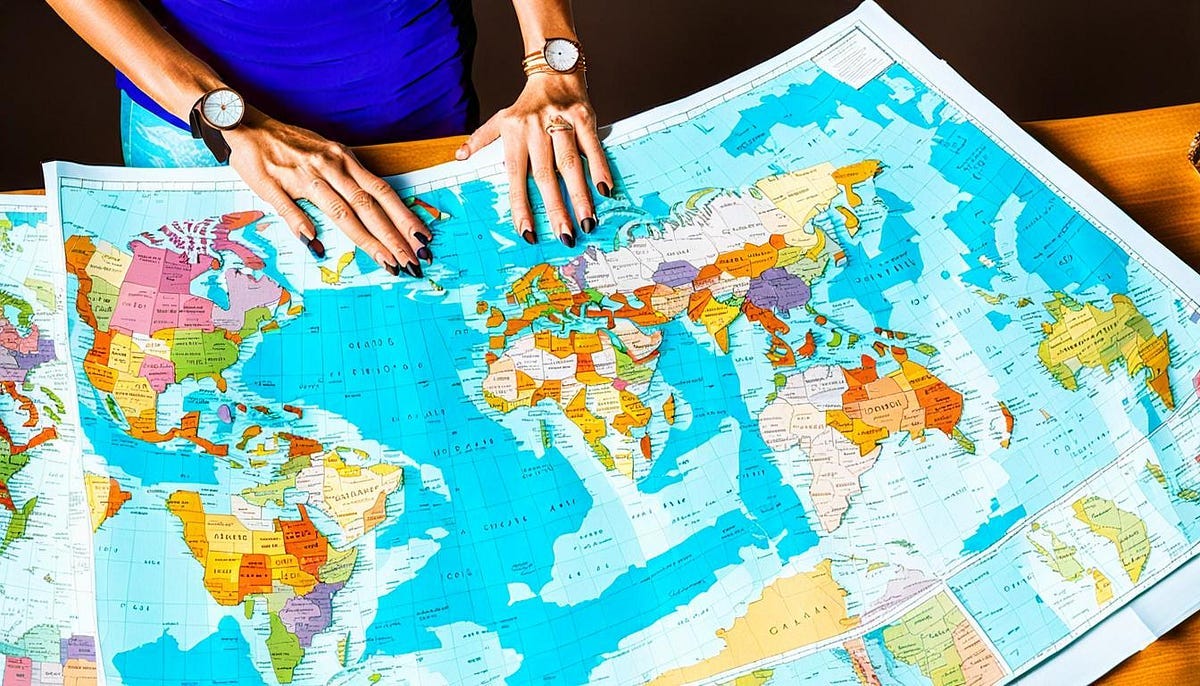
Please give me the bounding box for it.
[5,2,1200,685]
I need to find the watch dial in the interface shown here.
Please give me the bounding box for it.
[544,39,580,72]
[202,89,244,129]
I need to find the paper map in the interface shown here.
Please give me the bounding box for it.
[4,2,1200,684]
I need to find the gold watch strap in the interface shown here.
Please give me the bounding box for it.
[522,48,587,76]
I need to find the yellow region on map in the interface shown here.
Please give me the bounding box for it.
[882,592,1004,686]
[649,559,858,685]
[1038,293,1174,409]
[1072,496,1151,583]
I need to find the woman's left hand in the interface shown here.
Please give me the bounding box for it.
[456,72,613,248]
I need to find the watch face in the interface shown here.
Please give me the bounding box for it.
[544,38,580,72]
[202,89,244,130]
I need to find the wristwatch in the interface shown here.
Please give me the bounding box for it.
[189,88,245,164]
[522,37,586,76]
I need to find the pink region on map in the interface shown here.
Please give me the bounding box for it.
[212,269,284,332]
[0,322,42,355]
[214,212,267,270]
[138,355,177,393]
[126,241,215,295]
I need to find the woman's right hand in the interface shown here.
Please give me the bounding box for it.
[225,108,432,278]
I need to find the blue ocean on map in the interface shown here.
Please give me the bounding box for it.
[51,13,1200,686]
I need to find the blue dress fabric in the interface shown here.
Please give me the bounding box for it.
[118,0,478,158]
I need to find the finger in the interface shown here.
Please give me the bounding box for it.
[573,107,615,199]
[550,126,596,235]
[344,158,433,265]
[303,177,406,277]
[504,134,536,245]
[457,114,502,161]
[247,176,325,259]
[527,123,575,248]
[324,166,423,278]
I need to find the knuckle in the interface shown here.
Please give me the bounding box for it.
[326,201,349,222]
[532,167,557,186]
[571,104,593,122]
[349,188,375,208]
[557,152,580,172]
[305,152,329,170]
[368,178,393,196]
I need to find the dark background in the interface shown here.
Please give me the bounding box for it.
[3,0,1199,189]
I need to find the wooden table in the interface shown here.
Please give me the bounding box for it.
[354,107,1200,684]
[7,105,1200,683]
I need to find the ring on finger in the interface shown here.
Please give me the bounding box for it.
[545,114,575,135]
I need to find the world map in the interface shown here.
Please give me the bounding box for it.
[5,2,1200,685]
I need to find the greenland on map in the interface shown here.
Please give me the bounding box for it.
[5,2,1200,685]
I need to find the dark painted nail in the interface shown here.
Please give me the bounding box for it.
[596,181,612,198]
[402,262,423,278]
[581,217,597,234]
[415,232,431,246]
[559,231,576,248]
[306,237,325,259]
[417,246,433,264]
[521,229,537,245]
[385,263,400,276]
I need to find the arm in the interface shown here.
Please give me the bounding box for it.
[45,0,431,277]
[457,0,614,248]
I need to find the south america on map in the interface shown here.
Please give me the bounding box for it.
[25,2,1200,685]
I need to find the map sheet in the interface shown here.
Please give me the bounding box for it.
[8,1,1200,684]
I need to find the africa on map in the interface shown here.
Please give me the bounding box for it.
[7,2,1200,685]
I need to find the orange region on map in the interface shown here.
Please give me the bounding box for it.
[831,160,882,208]
[843,636,882,686]
[649,559,859,686]
[998,401,1014,448]
[167,490,348,605]
[1038,292,1174,409]
[83,473,131,532]
[832,349,964,455]
[1,382,40,428]
[483,324,662,473]
[662,395,677,426]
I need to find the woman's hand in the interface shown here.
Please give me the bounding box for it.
[225,108,433,277]
[457,72,614,247]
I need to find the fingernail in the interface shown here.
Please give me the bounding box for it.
[455,146,468,161]
[402,262,423,278]
[416,246,433,264]
[305,236,325,259]
[581,217,597,234]
[559,230,576,249]
[385,263,400,276]
[415,232,431,246]
[521,229,537,245]
[597,181,612,198]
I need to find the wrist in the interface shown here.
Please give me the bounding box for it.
[166,71,227,123]
[522,28,577,54]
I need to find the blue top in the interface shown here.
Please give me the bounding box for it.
[119,0,478,145]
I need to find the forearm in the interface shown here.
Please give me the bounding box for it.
[511,0,577,51]
[45,0,223,120]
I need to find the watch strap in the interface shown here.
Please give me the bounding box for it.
[190,94,234,164]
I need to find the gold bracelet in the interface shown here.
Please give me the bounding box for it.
[521,38,587,77]
[523,56,587,77]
